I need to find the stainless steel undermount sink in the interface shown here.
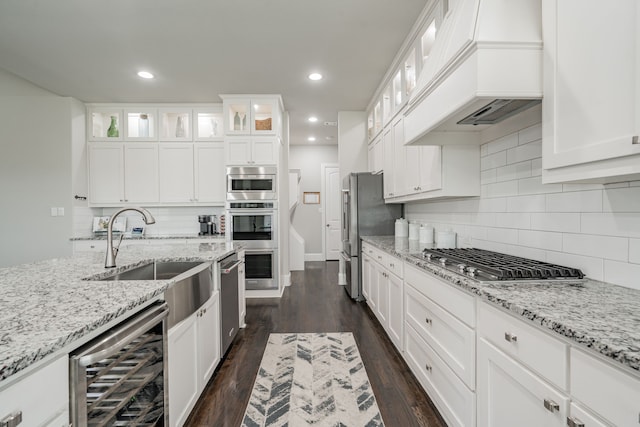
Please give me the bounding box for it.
[95,261,206,281]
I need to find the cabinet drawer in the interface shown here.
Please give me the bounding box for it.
[404,324,475,427]
[0,355,68,427]
[478,302,567,390]
[361,242,374,257]
[404,263,475,327]
[405,284,475,389]
[569,403,609,427]
[571,347,640,427]
[382,252,403,278]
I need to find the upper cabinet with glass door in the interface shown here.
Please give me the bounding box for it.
[159,108,192,141]
[221,95,284,136]
[194,106,224,141]
[124,108,158,141]
[88,107,123,141]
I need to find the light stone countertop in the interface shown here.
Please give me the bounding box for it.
[362,236,640,374]
[0,240,238,385]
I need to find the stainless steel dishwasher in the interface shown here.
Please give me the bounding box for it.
[219,253,241,356]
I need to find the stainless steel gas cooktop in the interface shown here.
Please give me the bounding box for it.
[421,248,585,282]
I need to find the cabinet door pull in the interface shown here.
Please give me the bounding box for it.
[425,364,432,373]
[1,411,22,427]
[425,317,432,325]
[543,398,559,413]
[632,135,639,144]
[504,332,518,343]
[566,417,584,427]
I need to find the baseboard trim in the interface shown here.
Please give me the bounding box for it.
[338,273,346,286]
[304,253,325,262]
[282,272,291,287]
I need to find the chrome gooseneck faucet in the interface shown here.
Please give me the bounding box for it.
[105,207,156,268]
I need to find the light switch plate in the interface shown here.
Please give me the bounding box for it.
[57,207,65,216]
[50,207,57,217]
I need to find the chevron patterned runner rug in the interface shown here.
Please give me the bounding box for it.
[241,332,385,427]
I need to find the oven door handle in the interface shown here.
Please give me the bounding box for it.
[76,302,169,367]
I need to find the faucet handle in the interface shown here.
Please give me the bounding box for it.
[114,233,124,255]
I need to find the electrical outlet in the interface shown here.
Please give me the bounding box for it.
[50,207,57,217]
[57,207,65,216]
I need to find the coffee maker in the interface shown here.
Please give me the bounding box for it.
[198,215,217,235]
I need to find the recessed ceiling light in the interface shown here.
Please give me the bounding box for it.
[308,116,318,123]
[137,71,154,79]
[308,136,316,142]
[308,73,323,81]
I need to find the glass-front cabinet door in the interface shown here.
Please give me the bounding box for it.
[251,101,275,134]
[382,83,392,125]
[224,99,251,135]
[159,108,192,141]
[392,70,403,111]
[194,107,224,141]
[124,108,157,141]
[404,49,417,98]
[88,108,123,141]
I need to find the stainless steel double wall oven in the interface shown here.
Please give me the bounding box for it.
[226,166,278,291]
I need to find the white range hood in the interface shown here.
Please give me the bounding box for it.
[404,0,543,145]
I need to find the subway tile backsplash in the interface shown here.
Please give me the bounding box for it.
[406,122,640,291]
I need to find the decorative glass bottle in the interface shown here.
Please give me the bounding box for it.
[107,116,119,138]
[241,113,246,131]
[233,112,241,131]
[176,115,185,138]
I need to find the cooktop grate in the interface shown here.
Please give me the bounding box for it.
[422,248,585,281]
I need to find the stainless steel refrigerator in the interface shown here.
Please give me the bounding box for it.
[341,172,402,301]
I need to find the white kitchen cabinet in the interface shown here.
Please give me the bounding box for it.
[194,107,224,141]
[382,126,395,198]
[221,95,283,136]
[478,302,568,390]
[88,142,159,205]
[168,291,221,427]
[87,107,123,141]
[361,254,372,303]
[159,108,192,141]
[366,245,404,352]
[195,142,225,204]
[197,291,221,390]
[159,144,195,203]
[568,403,609,427]
[570,347,640,427]
[405,324,476,427]
[392,115,406,198]
[542,0,640,183]
[0,355,69,427]
[225,136,278,166]
[168,313,198,427]
[477,338,568,427]
[124,108,158,141]
[367,135,383,175]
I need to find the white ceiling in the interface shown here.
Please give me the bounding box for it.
[0,0,427,145]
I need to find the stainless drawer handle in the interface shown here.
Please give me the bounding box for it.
[543,399,560,413]
[425,317,432,325]
[566,417,584,427]
[1,411,22,427]
[504,332,518,343]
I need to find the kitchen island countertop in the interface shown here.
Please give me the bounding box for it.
[362,236,640,375]
[0,240,238,386]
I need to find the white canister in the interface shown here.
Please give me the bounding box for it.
[395,218,408,238]
[436,228,456,249]
[408,221,420,240]
[419,224,434,245]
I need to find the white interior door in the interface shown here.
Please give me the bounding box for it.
[322,164,341,260]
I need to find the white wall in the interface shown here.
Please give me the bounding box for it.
[338,111,367,185]
[0,69,79,266]
[289,145,339,257]
[405,117,640,291]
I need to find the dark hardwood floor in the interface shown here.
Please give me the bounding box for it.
[185,261,446,427]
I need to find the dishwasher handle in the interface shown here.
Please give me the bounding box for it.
[221,260,242,275]
[75,302,169,367]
